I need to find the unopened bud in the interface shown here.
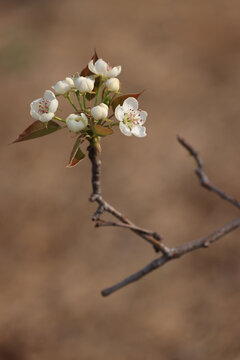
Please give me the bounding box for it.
[91,103,109,121]
[66,113,88,132]
[106,78,120,92]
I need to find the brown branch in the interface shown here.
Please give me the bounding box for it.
[87,144,169,254]
[102,217,240,296]
[95,219,162,239]
[177,136,240,209]
[87,138,240,297]
[95,219,165,251]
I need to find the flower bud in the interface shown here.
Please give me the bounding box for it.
[106,78,120,92]
[52,77,74,95]
[74,76,95,93]
[66,113,88,133]
[91,103,109,121]
[65,77,74,87]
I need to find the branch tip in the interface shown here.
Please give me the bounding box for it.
[88,135,240,296]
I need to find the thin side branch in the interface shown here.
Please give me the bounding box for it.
[102,217,240,296]
[87,144,169,254]
[95,219,164,250]
[87,138,240,297]
[177,136,240,209]
[95,219,161,240]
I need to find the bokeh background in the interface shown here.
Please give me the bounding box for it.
[1,0,240,359]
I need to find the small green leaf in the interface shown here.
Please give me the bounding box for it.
[111,91,144,111]
[92,124,114,137]
[67,136,85,168]
[80,50,99,77]
[12,120,62,143]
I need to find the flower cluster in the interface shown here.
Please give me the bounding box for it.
[15,52,148,166]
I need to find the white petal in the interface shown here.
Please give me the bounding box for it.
[106,78,120,92]
[67,118,86,132]
[80,83,89,92]
[30,99,41,112]
[91,106,102,120]
[66,114,81,122]
[100,103,108,110]
[123,97,138,112]
[138,110,147,125]
[88,60,96,74]
[30,108,41,120]
[131,125,146,137]
[86,78,94,91]
[40,113,54,122]
[65,77,74,87]
[49,98,58,113]
[99,103,109,118]
[75,76,94,92]
[81,113,88,121]
[119,122,132,136]
[44,90,56,101]
[52,80,70,95]
[115,105,124,121]
[67,120,80,132]
[95,59,108,76]
[107,66,121,78]
[75,77,88,92]
[80,113,88,127]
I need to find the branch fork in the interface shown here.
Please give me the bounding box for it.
[87,138,240,297]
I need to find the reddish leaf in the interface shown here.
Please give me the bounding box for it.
[111,91,144,111]
[12,120,62,143]
[92,124,113,137]
[67,136,85,168]
[80,50,99,77]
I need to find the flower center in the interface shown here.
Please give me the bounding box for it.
[123,110,143,128]
[38,99,50,114]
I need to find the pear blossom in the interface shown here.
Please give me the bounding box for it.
[115,97,147,137]
[30,90,59,123]
[66,113,88,133]
[106,78,120,92]
[91,103,109,121]
[52,77,74,95]
[74,76,95,93]
[88,58,121,78]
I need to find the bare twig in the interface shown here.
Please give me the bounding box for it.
[87,138,240,297]
[87,144,169,254]
[95,219,164,250]
[96,219,161,240]
[177,136,240,209]
[102,217,240,296]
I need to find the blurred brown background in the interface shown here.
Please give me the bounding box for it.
[1,0,240,359]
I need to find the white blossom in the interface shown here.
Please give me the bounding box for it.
[91,103,109,121]
[66,113,88,133]
[30,90,59,123]
[106,78,120,92]
[74,76,95,93]
[52,77,74,95]
[88,58,121,78]
[115,97,147,137]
